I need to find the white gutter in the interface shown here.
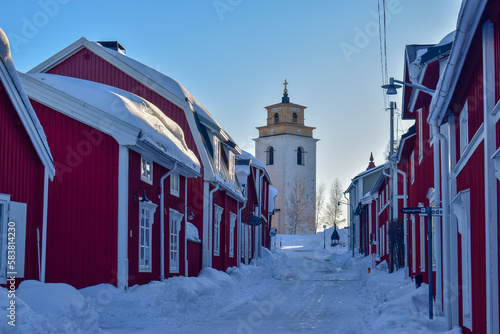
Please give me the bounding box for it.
[117,145,129,291]
[258,172,265,258]
[40,166,50,283]
[394,166,408,278]
[206,183,219,268]
[431,120,452,329]
[159,161,178,281]
[238,197,247,267]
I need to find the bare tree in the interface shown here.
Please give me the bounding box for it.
[315,182,326,232]
[325,178,344,228]
[286,177,314,234]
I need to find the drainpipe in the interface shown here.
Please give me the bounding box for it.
[258,172,265,258]
[431,120,451,329]
[394,166,408,278]
[207,183,219,268]
[238,195,247,267]
[184,176,188,277]
[40,167,50,283]
[160,161,178,281]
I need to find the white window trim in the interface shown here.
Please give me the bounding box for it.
[213,137,221,173]
[229,212,237,258]
[459,101,469,154]
[418,109,423,163]
[141,157,153,185]
[411,152,415,184]
[213,205,223,256]
[419,215,426,272]
[170,173,180,197]
[169,209,184,274]
[452,189,472,330]
[138,201,157,273]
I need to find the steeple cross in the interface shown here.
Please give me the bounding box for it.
[283,79,288,93]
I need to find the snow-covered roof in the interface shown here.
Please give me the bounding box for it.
[237,150,266,170]
[0,28,55,179]
[21,73,200,174]
[268,185,278,213]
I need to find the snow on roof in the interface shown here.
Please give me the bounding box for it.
[94,41,238,146]
[269,185,278,213]
[235,165,250,187]
[237,150,266,170]
[186,222,201,243]
[0,28,55,177]
[26,73,200,172]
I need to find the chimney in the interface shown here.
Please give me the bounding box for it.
[97,41,126,55]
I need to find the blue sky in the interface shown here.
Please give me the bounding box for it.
[1,0,462,198]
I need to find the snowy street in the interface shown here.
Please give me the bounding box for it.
[1,231,461,333]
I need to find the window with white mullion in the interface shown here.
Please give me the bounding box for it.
[213,205,223,256]
[460,101,469,154]
[139,201,157,272]
[420,215,426,271]
[141,157,153,184]
[411,215,416,273]
[229,212,237,257]
[169,209,184,273]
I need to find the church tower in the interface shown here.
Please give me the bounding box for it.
[254,81,318,234]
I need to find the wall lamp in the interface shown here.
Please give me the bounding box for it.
[134,187,151,204]
[183,205,195,220]
[382,77,435,96]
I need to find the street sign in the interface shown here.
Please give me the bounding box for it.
[269,228,277,237]
[400,207,422,214]
[249,216,262,226]
[400,207,443,216]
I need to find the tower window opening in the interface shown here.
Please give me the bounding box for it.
[292,113,297,123]
[297,147,305,166]
[267,146,274,165]
[274,113,279,124]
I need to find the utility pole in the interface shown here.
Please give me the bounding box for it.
[388,101,396,272]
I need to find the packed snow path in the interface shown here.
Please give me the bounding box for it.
[176,245,367,333]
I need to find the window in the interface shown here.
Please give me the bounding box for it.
[141,157,152,184]
[297,147,304,166]
[420,215,426,271]
[418,109,423,162]
[459,101,469,154]
[229,212,237,258]
[411,215,416,273]
[0,194,27,283]
[241,222,246,259]
[292,113,298,123]
[274,113,279,124]
[247,224,252,258]
[453,189,472,329]
[170,173,180,197]
[139,201,157,272]
[213,205,223,256]
[169,209,184,273]
[228,151,235,182]
[267,147,274,166]
[410,152,415,184]
[213,137,221,172]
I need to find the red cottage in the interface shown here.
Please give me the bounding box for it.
[29,38,247,277]
[428,1,500,332]
[0,29,55,286]
[236,151,275,264]
[20,73,200,290]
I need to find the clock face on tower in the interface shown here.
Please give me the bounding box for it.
[270,129,274,134]
[297,129,301,134]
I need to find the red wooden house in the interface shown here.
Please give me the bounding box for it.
[0,29,55,286]
[28,38,247,274]
[236,151,275,265]
[428,1,500,332]
[19,72,201,290]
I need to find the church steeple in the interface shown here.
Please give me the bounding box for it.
[282,79,290,104]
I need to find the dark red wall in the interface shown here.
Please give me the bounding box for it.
[0,83,45,285]
[31,100,119,289]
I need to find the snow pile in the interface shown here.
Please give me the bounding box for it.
[0,280,100,333]
[186,222,201,243]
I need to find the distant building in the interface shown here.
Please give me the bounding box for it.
[254,81,318,234]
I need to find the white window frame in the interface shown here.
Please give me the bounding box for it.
[229,212,237,258]
[170,173,180,197]
[453,189,472,330]
[247,224,252,258]
[459,101,469,154]
[169,209,184,273]
[138,201,157,272]
[213,205,223,256]
[411,152,415,184]
[213,137,221,173]
[141,157,153,185]
[228,151,235,182]
[418,109,423,162]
